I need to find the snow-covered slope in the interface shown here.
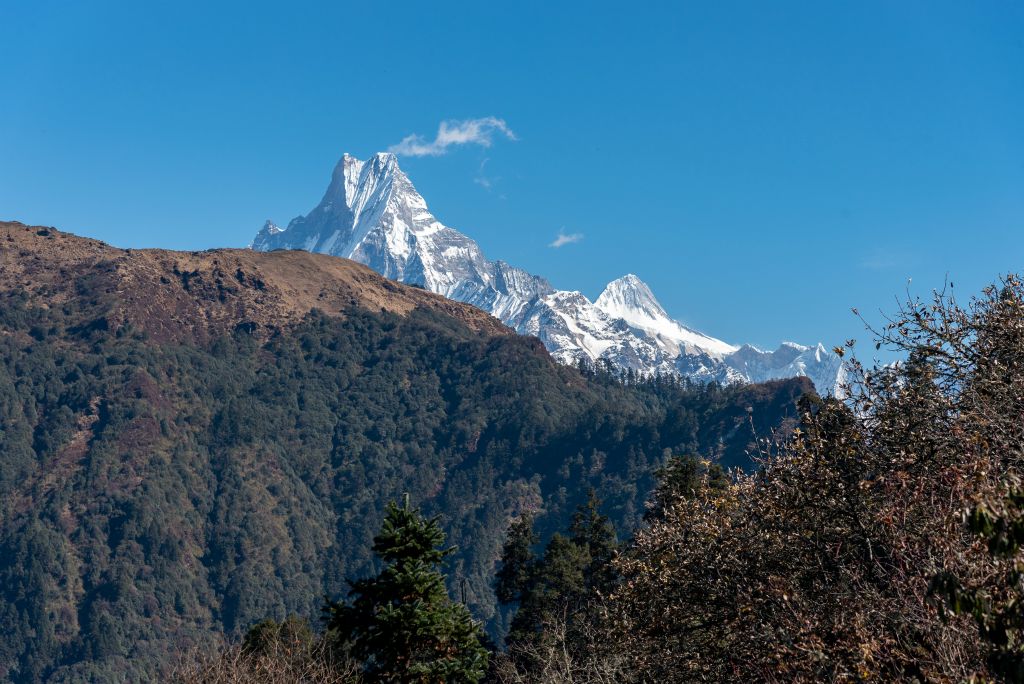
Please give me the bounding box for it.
[595,275,739,358]
[252,153,844,394]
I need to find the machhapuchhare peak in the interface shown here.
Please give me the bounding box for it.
[252,152,844,395]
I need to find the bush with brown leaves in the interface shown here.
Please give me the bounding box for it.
[609,277,1024,682]
[172,622,360,684]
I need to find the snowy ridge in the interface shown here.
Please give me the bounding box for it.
[595,275,739,358]
[252,153,844,395]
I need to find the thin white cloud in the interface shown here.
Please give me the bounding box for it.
[389,117,517,157]
[549,230,583,248]
[474,157,498,190]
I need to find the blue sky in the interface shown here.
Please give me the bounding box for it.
[2,1,1022,352]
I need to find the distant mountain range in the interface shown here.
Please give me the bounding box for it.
[252,153,844,394]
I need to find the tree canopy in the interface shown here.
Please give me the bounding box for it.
[324,499,488,683]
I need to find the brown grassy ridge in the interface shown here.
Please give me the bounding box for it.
[0,220,511,344]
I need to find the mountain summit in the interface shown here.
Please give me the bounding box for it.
[253,152,551,323]
[595,274,738,358]
[596,274,672,322]
[253,153,844,394]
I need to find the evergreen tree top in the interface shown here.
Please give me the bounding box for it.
[372,499,453,566]
[325,497,488,683]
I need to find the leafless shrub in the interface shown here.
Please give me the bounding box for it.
[172,636,360,684]
[491,613,632,684]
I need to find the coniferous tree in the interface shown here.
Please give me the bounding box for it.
[568,489,619,596]
[495,514,538,605]
[497,493,619,666]
[324,499,489,683]
[644,453,727,522]
[505,532,588,650]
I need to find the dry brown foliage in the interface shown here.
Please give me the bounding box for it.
[172,637,361,684]
[490,613,632,684]
[609,276,1024,682]
[0,220,509,345]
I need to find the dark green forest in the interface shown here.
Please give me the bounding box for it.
[0,277,807,682]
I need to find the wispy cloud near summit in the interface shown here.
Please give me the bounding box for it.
[389,117,517,157]
[549,229,583,248]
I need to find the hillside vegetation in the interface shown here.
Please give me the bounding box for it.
[0,223,809,682]
[485,276,1024,683]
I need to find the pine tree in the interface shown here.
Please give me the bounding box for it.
[497,493,619,663]
[495,514,538,605]
[645,453,727,522]
[569,489,618,595]
[504,532,589,649]
[324,498,489,683]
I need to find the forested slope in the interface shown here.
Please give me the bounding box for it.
[0,222,811,682]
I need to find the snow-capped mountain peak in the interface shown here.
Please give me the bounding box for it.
[595,274,738,358]
[252,153,844,395]
[596,274,670,321]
